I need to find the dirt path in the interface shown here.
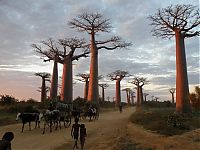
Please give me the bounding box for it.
[0,107,199,150]
[0,107,134,150]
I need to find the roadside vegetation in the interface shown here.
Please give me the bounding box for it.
[130,100,200,136]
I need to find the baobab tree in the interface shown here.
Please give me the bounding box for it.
[107,96,110,102]
[143,93,149,102]
[69,12,131,105]
[149,4,199,113]
[151,96,154,101]
[32,38,59,100]
[35,72,50,102]
[169,88,176,104]
[122,88,131,105]
[33,38,89,103]
[155,97,159,102]
[76,73,90,99]
[58,38,89,103]
[108,70,129,107]
[99,83,109,102]
[37,86,50,99]
[129,77,149,106]
[130,91,135,105]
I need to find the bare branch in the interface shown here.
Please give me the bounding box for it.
[35,72,51,79]
[129,76,149,87]
[99,83,109,89]
[149,4,200,39]
[107,70,129,81]
[69,12,112,34]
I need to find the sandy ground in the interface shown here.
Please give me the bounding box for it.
[0,107,199,150]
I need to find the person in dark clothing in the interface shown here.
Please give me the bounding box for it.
[0,132,14,150]
[80,124,87,150]
[119,105,122,113]
[71,118,80,150]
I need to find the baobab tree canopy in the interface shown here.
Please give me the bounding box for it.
[149,4,199,39]
[69,12,112,34]
[129,77,149,86]
[107,70,129,81]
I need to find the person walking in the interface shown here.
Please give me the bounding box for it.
[71,118,80,150]
[80,124,87,150]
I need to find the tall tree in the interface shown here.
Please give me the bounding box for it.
[32,38,59,100]
[58,38,89,103]
[99,83,109,102]
[129,77,149,106]
[155,97,159,102]
[143,93,149,102]
[69,12,131,105]
[108,70,129,107]
[149,4,199,114]
[76,73,90,99]
[169,88,176,104]
[122,88,131,105]
[35,72,50,102]
[130,91,135,105]
[33,38,89,103]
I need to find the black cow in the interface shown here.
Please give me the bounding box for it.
[16,113,43,132]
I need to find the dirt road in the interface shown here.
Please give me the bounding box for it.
[0,107,134,150]
[0,107,199,150]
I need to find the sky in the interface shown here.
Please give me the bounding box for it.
[0,0,199,102]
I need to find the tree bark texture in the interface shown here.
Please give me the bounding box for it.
[115,80,121,107]
[87,33,99,104]
[50,58,58,100]
[41,78,46,102]
[84,80,89,100]
[175,32,191,114]
[60,56,73,103]
[139,86,144,104]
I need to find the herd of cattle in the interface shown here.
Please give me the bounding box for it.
[15,104,98,134]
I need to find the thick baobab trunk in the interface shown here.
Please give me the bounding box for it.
[88,33,99,104]
[101,87,105,102]
[139,86,144,104]
[116,80,121,107]
[61,57,73,103]
[175,32,191,114]
[84,80,89,100]
[136,86,140,106]
[144,95,147,102]
[171,93,175,104]
[50,57,58,100]
[126,90,130,105]
[41,78,46,102]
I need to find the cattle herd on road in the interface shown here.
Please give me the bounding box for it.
[15,103,99,134]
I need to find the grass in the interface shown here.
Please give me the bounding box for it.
[129,107,200,136]
[115,136,155,150]
[0,112,17,126]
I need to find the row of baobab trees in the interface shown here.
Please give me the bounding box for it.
[34,70,150,108]
[32,4,199,115]
[35,70,176,106]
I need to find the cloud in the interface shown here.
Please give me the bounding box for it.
[0,0,199,101]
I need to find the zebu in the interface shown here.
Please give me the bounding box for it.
[83,107,98,121]
[42,109,61,134]
[16,113,43,132]
[52,101,72,127]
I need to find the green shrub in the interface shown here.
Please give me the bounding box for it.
[130,107,200,136]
